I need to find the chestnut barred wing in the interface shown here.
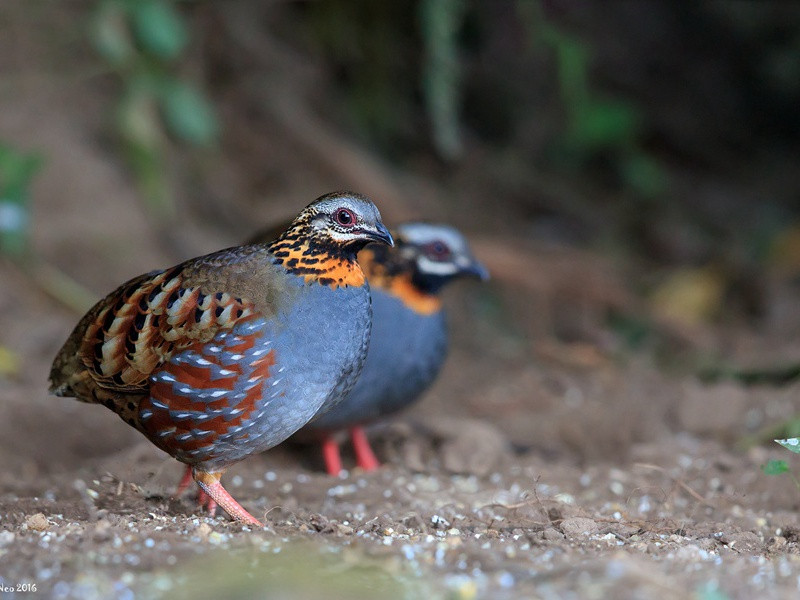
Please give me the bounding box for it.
[78,266,258,394]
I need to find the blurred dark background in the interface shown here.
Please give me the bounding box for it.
[6,6,800,595]
[3,0,800,413]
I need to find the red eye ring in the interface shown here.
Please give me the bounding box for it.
[426,240,450,259]
[334,208,356,228]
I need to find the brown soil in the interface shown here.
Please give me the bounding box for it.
[3,6,800,600]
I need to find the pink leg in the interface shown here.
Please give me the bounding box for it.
[193,470,262,526]
[321,436,343,476]
[350,426,380,471]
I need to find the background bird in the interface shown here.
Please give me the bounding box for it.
[49,191,393,525]
[251,222,489,476]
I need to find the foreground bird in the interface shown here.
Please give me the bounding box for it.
[262,222,488,475]
[49,191,393,525]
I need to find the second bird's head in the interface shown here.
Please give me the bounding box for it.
[287,191,394,254]
[393,222,489,293]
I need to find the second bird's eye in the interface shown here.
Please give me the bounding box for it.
[334,208,356,227]
[426,240,450,259]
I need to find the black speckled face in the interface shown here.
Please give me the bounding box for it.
[307,192,393,249]
[395,223,489,291]
[268,192,393,288]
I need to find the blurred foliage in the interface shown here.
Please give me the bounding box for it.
[0,345,21,379]
[516,1,667,199]
[90,0,218,221]
[762,439,800,491]
[419,0,467,161]
[649,265,726,328]
[303,1,419,155]
[0,143,43,257]
[302,0,667,196]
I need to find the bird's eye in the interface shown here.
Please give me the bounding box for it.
[334,208,356,228]
[426,240,451,260]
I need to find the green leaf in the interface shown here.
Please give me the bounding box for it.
[569,100,640,150]
[131,0,188,60]
[159,81,218,146]
[0,144,44,201]
[90,0,134,66]
[620,153,668,198]
[762,459,790,475]
[776,438,800,453]
[117,86,163,149]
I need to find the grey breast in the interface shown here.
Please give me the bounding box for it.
[308,288,447,431]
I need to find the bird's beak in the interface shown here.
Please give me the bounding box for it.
[463,259,490,281]
[365,222,394,247]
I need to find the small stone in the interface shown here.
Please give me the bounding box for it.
[335,523,354,536]
[543,527,565,541]
[560,517,598,537]
[93,519,112,542]
[771,536,787,548]
[196,523,213,538]
[25,513,50,532]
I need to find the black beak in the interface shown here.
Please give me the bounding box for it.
[365,222,394,247]
[463,259,490,281]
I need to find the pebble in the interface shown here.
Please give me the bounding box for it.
[560,517,599,537]
[196,523,213,538]
[93,519,112,542]
[543,527,565,541]
[25,513,50,531]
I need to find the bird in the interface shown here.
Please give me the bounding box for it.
[268,222,489,476]
[49,191,393,526]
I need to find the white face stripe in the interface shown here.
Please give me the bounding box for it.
[416,255,460,276]
[395,222,479,277]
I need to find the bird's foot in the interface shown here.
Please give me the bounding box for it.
[193,470,261,526]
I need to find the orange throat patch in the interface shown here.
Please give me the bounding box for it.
[358,249,441,315]
[269,239,365,289]
[383,273,441,315]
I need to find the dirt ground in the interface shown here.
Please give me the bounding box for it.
[4,7,800,599]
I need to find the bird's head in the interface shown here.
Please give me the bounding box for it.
[393,223,489,294]
[296,191,393,253]
[269,191,393,288]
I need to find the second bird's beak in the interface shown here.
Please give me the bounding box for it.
[460,258,490,281]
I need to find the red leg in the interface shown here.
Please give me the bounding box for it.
[193,470,262,526]
[350,426,380,471]
[176,464,216,515]
[321,435,343,476]
[205,496,218,517]
[196,489,218,516]
[174,464,194,497]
